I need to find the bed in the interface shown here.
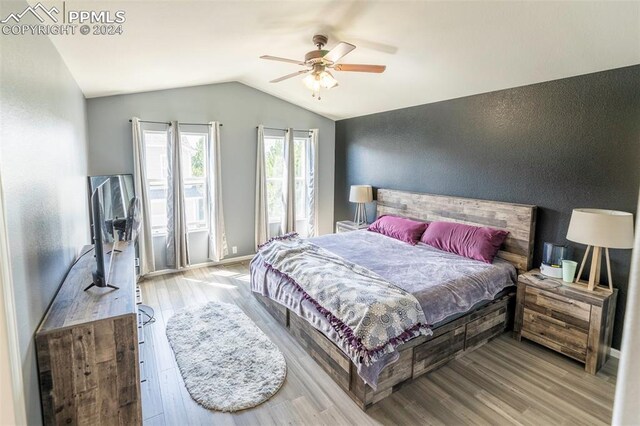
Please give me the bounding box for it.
[251,189,536,409]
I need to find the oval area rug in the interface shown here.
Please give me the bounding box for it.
[165,300,287,412]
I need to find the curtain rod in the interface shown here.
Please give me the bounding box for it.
[259,126,312,133]
[129,119,222,126]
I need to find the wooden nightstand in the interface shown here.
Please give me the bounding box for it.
[335,220,368,233]
[514,269,617,374]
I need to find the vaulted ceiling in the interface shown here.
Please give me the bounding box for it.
[42,1,640,119]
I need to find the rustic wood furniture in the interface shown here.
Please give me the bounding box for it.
[253,189,537,409]
[514,269,617,374]
[335,220,369,233]
[35,242,143,425]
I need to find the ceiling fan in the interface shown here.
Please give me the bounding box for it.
[260,34,386,99]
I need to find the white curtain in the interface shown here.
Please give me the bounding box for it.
[207,122,228,261]
[166,121,189,269]
[255,125,269,250]
[305,129,319,237]
[612,189,640,424]
[281,127,296,234]
[131,117,155,275]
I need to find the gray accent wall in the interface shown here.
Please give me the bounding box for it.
[335,65,640,349]
[0,1,90,423]
[86,82,335,261]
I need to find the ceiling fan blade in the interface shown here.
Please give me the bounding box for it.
[333,64,386,73]
[260,55,305,65]
[323,42,356,63]
[270,69,310,83]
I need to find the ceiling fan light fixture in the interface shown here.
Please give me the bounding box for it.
[303,73,321,92]
[303,71,338,94]
[319,71,338,89]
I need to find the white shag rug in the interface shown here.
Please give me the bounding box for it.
[165,300,287,412]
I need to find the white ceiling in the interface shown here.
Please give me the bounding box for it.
[43,1,640,120]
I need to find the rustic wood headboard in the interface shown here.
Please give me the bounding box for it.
[376,189,537,273]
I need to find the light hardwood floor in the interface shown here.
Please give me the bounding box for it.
[139,262,618,426]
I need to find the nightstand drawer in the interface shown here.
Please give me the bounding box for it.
[522,309,588,361]
[524,286,591,330]
[520,330,587,363]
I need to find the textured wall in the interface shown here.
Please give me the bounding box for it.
[335,65,640,349]
[86,82,335,260]
[0,1,90,423]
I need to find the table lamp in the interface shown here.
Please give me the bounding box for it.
[349,185,373,226]
[566,208,634,291]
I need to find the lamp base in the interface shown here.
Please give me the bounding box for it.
[574,245,614,291]
[353,203,368,226]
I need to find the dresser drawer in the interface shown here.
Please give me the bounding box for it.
[524,286,591,331]
[522,309,587,361]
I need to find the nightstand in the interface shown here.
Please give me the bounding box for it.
[514,269,617,374]
[335,220,368,233]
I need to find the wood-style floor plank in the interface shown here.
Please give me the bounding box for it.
[139,262,617,425]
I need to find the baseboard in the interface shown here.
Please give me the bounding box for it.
[610,348,621,359]
[143,254,255,278]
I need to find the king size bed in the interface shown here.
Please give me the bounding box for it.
[251,189,536,409]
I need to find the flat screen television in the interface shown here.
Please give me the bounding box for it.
[88,174,134,240]
[86,175,134,291]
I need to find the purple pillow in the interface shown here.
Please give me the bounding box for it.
[368,215,428,245]
[420,221,509,263]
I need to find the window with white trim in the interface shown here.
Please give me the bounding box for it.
[143,130,169,235]
[143,129,209,235]
[180,132,208,232]
[264,135,310,227]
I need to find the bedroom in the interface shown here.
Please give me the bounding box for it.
[0,0,639,425]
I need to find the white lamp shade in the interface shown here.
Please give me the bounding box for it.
[349,185,373,203]
[566,208,634,249]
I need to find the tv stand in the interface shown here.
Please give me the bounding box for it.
[85,242,121,291]
[84,269,120,291]
[83,282,120,291]
[35,241,142,424]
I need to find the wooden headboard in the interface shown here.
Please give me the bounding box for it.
[376,189,537,273]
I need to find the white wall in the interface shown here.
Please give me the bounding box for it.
[0,1,90,423]
[86,82,335,260]
[612,188,640,424]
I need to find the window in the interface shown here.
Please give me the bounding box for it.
[143,129,209,235]
[265,136,285,222]
[293,138,307,222]
[180,132,208,231]
[143,130,169,234]
[264,134,309,226]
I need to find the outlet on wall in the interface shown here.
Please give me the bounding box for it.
[232,246,237,254]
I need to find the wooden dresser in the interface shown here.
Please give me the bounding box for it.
[514,269,617,374]
[36,242,142,425]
